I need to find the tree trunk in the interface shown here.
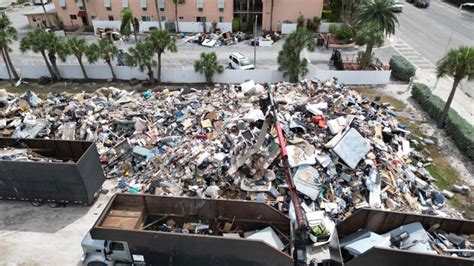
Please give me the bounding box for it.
[437,78,460,128]
[106,59,116,80]
[147,67,154,84]
[206,74,212,84]
[157,53,161,83]
[41,2,52,28]
[175,3,179,32]
[155,0,162,29]
[41,50,57,79]
[49,52,62,79]
[4,47,19,80]
[1,48,14,86]
[269,0,274,32]
[362,43,373,70]
[78,58,89,80]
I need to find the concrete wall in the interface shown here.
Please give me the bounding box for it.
[25,13,57,28]
[281,23,297,34]
[320,22,343,33]
[176,22,232,33]
[261,0,323,32]
[0,65,391,85]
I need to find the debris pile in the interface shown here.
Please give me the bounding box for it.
[0,79,464,221]
[340,222,473,259]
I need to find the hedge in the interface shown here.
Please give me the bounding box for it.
[411,83,474,160]
[389,55,416,82]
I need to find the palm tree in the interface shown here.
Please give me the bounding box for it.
[126,41,157,84]
[173,0,185,33]
[132,17,140,42]
[356,0,397,35]
[194,52,224,84]
[120,8,133,41]
[59,37,90,79]
[436,47,474,128]
[87,38,119,80]
[146,29,177,83]
[0,12,19,80]
[20,28,59,79]
[354,22,384,70]
[277,27,316,82]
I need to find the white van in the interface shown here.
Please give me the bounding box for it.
[228,52,255,70]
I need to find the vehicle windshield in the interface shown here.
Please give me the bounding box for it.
[240,59,252,66]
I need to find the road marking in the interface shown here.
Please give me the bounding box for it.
[391,39,436,70]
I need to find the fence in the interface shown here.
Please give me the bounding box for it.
[0,65,391,85]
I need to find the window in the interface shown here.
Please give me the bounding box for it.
[140,0,147,10]
[179,16,184,20]
[91,15,96,20]
[32,16,36,22]
[106,6,112,10]
[122,0,128,8]
[70,14,77,20]
[197,0,203,12]
[79,6,84,10]
[62,6,66,10]
[161,16,166,21]
[218,0,224,12]
[110,242,125,251]
[158,0,165,11]
[196,16,206,22]
[76,0,83,8]
[142,16,151,21]
[232,58,238,64]
[104,0,111,9]
[219,16,224,23]
[108,15,114,21]
[60,0,66,7]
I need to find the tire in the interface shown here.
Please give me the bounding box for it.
[228,63,233,69]
[31,201,43,207]
[48,202,62,208]
[87,262,107,266]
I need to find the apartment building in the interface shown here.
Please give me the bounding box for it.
[46,0,322,32]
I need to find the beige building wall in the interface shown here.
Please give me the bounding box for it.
[53,0,233,30]
[25,13,57,28]
[261,0,323,31]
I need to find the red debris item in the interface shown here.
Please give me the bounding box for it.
[311,115,326,128]
[99,155,109,165]
[196,134,207,140]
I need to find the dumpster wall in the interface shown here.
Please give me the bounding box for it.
[91,194,293,266]
[0,138,105,204]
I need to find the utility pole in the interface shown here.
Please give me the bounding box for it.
[253,14,257,68]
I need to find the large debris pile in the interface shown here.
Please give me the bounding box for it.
[0,79,462,220]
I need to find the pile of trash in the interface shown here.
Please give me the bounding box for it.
[341,222,473,259]
[0,147,69,163]
[0,79,466,221]
[182,31,247,47]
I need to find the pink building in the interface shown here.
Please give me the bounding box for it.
[47,0,323,32]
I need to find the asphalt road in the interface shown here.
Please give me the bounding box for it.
[395,0,473,66]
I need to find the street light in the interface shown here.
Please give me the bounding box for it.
[253,14,257,69]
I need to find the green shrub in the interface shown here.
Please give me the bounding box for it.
[335,26,353,43]
[83,25,94,32]
[297,15,305,29]
[322,10,332,21]
[16,0,29,4]
[232,17,240,32]
[389,55,416,82]
[328,23,339,34]
[411,83,474,160]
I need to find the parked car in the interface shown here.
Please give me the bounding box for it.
[415,0,430,8]
[228,52,255,70]
[391,0,404,12]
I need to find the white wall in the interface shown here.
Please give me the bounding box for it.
[177,22,232,33]
[281,23,297,35]
[320,22,343,33]
[0,65,391,85]
[140,21,167,32]
[308,69,392,85]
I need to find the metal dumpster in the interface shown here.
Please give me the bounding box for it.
[336,209,474,266]
[0,138,105,205]
[90,193,294,266]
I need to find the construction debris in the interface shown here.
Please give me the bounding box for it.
[0,79,465,221]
